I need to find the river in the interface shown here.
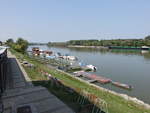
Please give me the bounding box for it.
[28,45,150,104]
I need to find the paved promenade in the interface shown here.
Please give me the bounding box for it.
[2,51,74,113]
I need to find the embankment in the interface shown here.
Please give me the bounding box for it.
[56,69,150,110]
[10,49,150,113]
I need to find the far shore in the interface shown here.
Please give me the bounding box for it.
[67,45,109,49]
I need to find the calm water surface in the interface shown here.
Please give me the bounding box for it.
[28,45,150,104]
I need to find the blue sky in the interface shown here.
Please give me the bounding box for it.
[0,0,150,42]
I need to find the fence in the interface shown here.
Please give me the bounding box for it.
[0,47,7,113]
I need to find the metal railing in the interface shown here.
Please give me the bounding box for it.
[0,48,7,94]
[0,47,7,113]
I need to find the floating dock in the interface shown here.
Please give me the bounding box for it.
[74,71,111,84]
[87,74,111,84]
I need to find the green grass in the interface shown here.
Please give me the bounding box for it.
[66,67,82,73]
[10,49,150,113]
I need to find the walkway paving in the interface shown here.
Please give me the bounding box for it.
[2,51,75,113]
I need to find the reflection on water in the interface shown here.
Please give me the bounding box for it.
[28,45,150,104]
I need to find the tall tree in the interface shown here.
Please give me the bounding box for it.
[145,35,150,40]
[6,38,14,46]
[15,38,28,53]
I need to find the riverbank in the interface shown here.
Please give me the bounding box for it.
[10,48,150,113]
[68,45,109,49]
[57,68,150,109]
[67,45,150,51]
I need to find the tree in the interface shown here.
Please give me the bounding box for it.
[6,38,28,53]
[6,38,14,46]
[145,35,150,40]
[15,38,28,53]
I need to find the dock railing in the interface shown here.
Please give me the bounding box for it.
[0,47,7,112]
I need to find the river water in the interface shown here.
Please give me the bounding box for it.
[28,45,150,104]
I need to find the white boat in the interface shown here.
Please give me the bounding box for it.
[86,64,97,71]
[60,55,77,61]
[67,56,77,60]
[46,55,56,59]
[141,46,149,50]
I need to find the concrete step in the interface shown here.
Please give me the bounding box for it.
[3,52,75,113]
[3,86,75,113]
[3,86,44,99]
[3,108,11,113]
[13,81,26,88]
[35,97,74,113]
[0,103,3,113]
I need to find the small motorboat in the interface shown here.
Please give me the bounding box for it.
[112,81,133,90]
[67,56,78,61]
[86,64,97,71]
[46,55,56,59]
[59,55,77,61]
[141,46,150,50]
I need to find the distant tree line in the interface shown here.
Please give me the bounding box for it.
[29,42,47,45]
[67,39,100,46]
[47,42,67,47]
[48,36,150,47]
[6,38,28,53]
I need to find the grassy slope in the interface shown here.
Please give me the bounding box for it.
[10,49,150,113]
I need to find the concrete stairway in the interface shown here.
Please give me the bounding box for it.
[2,51,74,113]
[2,86,74,113]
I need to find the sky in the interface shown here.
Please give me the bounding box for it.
[0,0,150,42]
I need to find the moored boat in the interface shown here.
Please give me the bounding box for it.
[108,46,150,51]
[73,71,111,84]
[112,81,133,89]
[96,77,111,84]
[86,64,97,71]
[59,55,78,61]
[141,46,150,50]
[87,74,111,84]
